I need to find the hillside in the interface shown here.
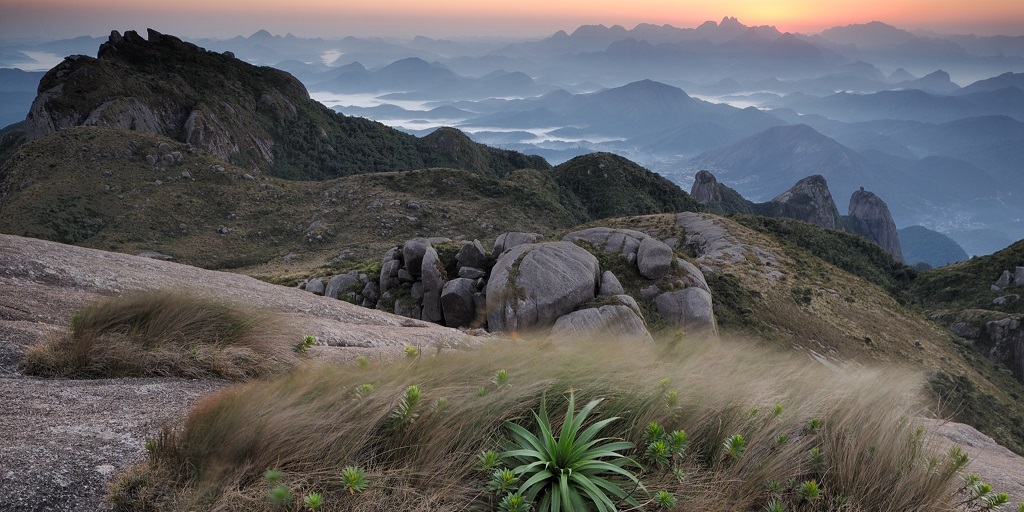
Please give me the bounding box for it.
[0,128,699,274]
[899,225,970,268]
[20,29,547,180]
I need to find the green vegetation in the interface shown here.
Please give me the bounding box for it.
[552,153,702,221]
[908,240,1024,314]
[110,339,986,511]
[21,290,299,379]
[898,225,969,268]
[732,214,916,294]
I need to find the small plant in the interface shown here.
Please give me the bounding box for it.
[764,498,786,512]
[947,446,969,473]
[430,396,448,413]
[389,385,421,428]
[477,386,489,397]
[767,404,783,419]
[354,383,374,399]
[653,490,677,508]
[671,467,686,482]
[498,492,529,512]
[667,430,688,456]
[354,355,369,368]
[488,468,519,494]
[808,447,825,471]
[479,450,500,472]
[267,484,292,508]
[645,439,670,466]
[645,421,666,443]
[798,480,822,502]
[806,418,822,434]
[404,345,419,359]
[499,392,641,511]
[340,465,368,494]
[303,491,324,511]
[264,468,283,484]
[724,434,746,459]
[293,335,316,354]
[142,439,156,454]
[775,434,788,447]
[493,369,509,387]
[665,390,680,408]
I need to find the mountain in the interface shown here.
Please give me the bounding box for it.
[688,124,877,201]
[847,188,904,262]
[818,21,919,49]
[551,152,701,221]
[0,68,44,128]
[773,87,1024,123]
[19,29,548,180]
[898,225,969,267]
[957,72,1024,95]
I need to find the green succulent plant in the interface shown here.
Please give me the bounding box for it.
[500,392,641,511]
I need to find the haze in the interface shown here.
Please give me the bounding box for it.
[2,0,1024,38]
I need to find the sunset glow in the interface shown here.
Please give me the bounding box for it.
[2,0,1023,38]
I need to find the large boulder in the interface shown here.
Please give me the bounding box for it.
[599,271,624,296]
[994,270,1012,290]
[637,237,673,279]
[379,259,400,295]
[441,278,477,328]
[304,278,325,296]
[456,239,488,270]
[493,232,543,257]
[562,227,646,259]
[421,246,446,323]
[551,302,653,343]
[1014,267,1024,287]
[325,271,360,300]
[403,238,431,276]
[654,288,717,337]
[847,188,904,262]
[486,242,600,333]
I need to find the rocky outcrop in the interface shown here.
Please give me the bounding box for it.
[637,237,674,279]
[992,267,1024,292]
[599,271,624,296]
[987,317,1024,382]
[847,187,904,262]
[492,232,543,257]
[767,175,841,230]
[654,288,717,337]
[690,170,723,204]
[486,242,600,333]
[551,298,653,343]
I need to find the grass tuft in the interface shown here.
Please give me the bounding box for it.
[21,290,299,380]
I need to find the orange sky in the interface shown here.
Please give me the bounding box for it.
[2,0,1023,38]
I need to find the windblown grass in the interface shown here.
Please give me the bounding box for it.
[22,290,299,380]
[112,337,977,511]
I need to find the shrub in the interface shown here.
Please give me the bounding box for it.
[21,290,298,379]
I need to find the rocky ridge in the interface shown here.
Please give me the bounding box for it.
[690,170,904,261]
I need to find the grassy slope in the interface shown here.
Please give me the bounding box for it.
[585,213,1024,455]
[908,240,1024,315]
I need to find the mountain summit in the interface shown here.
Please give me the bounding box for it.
[24,29,547,180]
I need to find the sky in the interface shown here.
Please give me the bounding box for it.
[1,0,1023,40]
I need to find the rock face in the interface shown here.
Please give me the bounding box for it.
[492,232,543,257]
[599,271,625,296]
[690,170,722,204]
[986,317,1024,382]
[551,300,653,343]
[486,242,600,333]
[420,247,445,323]
[637,237,673,279]
[562,227,646,261]
[847,188,904,262]
[440,278,477,328]
[768,175,841,230]
[654,288,717,337]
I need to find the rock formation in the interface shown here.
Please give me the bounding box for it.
[690,170,722,204]
[847,187,904,262]
[767,175,841,230]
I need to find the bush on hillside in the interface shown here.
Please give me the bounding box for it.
[22,290,300,380]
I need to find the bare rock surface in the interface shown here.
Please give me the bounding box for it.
[0,233,477,511]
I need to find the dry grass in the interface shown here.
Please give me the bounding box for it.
[21,290,300,380]
[110,335,980,511]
